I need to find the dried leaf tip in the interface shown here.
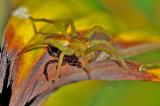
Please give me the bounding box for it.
[12,6,30,19]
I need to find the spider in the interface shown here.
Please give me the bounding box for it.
[16,16,129,81]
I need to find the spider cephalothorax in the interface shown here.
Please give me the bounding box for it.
[16,16,129,81]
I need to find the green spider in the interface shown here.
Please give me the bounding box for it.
[16,16,129,81]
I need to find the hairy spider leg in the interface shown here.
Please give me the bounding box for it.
[18,45,47,56]
[82,26,113,63]
[9,44,48,62]
[84,45,113,59]
[84,26,118,59]
[29,16,66,35]
[44,59,58,80]
[55,52,65,81]
[85,26,112,41]
[30,16,38,34]
[29,17,77,38]
[84,26,129,71]
[84,41,129,70]
[65,20,77,37]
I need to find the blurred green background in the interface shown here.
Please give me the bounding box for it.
[0,0,160,106]
[44,81,160,106]
[0,0,10,42]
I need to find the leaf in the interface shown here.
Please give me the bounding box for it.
[1,48,157,106]
[26,60,156,106]
[147,68,160,81]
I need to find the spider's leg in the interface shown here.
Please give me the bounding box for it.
[29,17,57,35]
[84,45,113,58]
[84,26,112,41]
[29,17,38,35]
[79,53,91,80]
[55,52,65,81]
[81,53,89,66]
[81,45,114,79]
[44,59,58,80]
[65,20,77,37]
[85,40,129,71]
[29,17,72,37]
[84,26,129,71]
[17,45,47,58]
[70,20,77,36]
